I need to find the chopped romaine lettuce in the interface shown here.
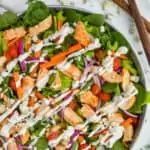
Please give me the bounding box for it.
[59,71,72,90]
[122,60,138,75]
[111,140,127,150]
[129,84,150,114]
[35,136,48,150]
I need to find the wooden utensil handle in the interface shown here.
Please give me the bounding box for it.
[128,0,150,63]
[112,0,150,33]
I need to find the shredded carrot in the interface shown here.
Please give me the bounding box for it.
[35,91,43,100]
[34,50,41,57]
[40,43,82,69]
[121,118,133,127]
[58,20,63,30]
[13,72,23,99]
[8,38,19,47]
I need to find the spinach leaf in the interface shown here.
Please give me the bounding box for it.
[59,71,72,90]
[129,84,149,114]
[111,140,127,150]
[64,9,83,22]
[23,1,50,26]
[0,11,18,30]
[35,137,48,150]
[111,31,130,47]
[84,14,104,26]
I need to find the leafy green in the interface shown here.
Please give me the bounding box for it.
[84,14,104,26]
[111,31,130,47]
[71,141,79,150]
[56,10,66,22]
[0,77,16,98]
[81,80,93,91]
[0,32,8,55]
[74,56,85,70]
[41,87,59,97]
[84,51,95,59]
[35,137,48,150]
[102,83,120,95]
[106,41,118,51]
[62,34,77,49]
[64,9,83,22]
[48,73,55,85]
[0,11,18,30]
[86,25,100,37]
[99,33,112,48]
[29,120,48,136]
[59,71,72,90]
[129,84,150,114]
[111,140,127,150]
[122,60,138,75]
[23,1,50,26]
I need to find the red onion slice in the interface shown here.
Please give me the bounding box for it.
[120,108,138,118]
[25,57,48,63]
[67,130,80,150]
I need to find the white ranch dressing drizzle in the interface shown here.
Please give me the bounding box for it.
[68,39,101,58]
[47,23,74,44]
[48,126,74,148]
[0,100,20,122]
[36,70,55,90]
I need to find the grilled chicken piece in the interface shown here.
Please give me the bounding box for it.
[56,144,66,150]
[28,15,53,37]
[108,113,124,123]
[36,68,49,90]
[22,76,34,99]
[122,68,130,91]
[123,124,133,142]
[63,64,81,81]
[51,72,62,90]
[80,104,95,118]
[20,131,30,144]
[102,71,122,83]
[7,140,18,150]
[63,107,83,126]
[0,103,6,114]
[0,56,6,72]
[80,91,99,108]
[3,27,26,41]
[74,21,90,47]
[120,96,136,110]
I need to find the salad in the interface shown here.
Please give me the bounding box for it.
[0,1,150,150]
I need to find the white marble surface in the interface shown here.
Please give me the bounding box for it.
[0,0,150,149]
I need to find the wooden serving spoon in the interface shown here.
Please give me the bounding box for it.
[127,0,150,63]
